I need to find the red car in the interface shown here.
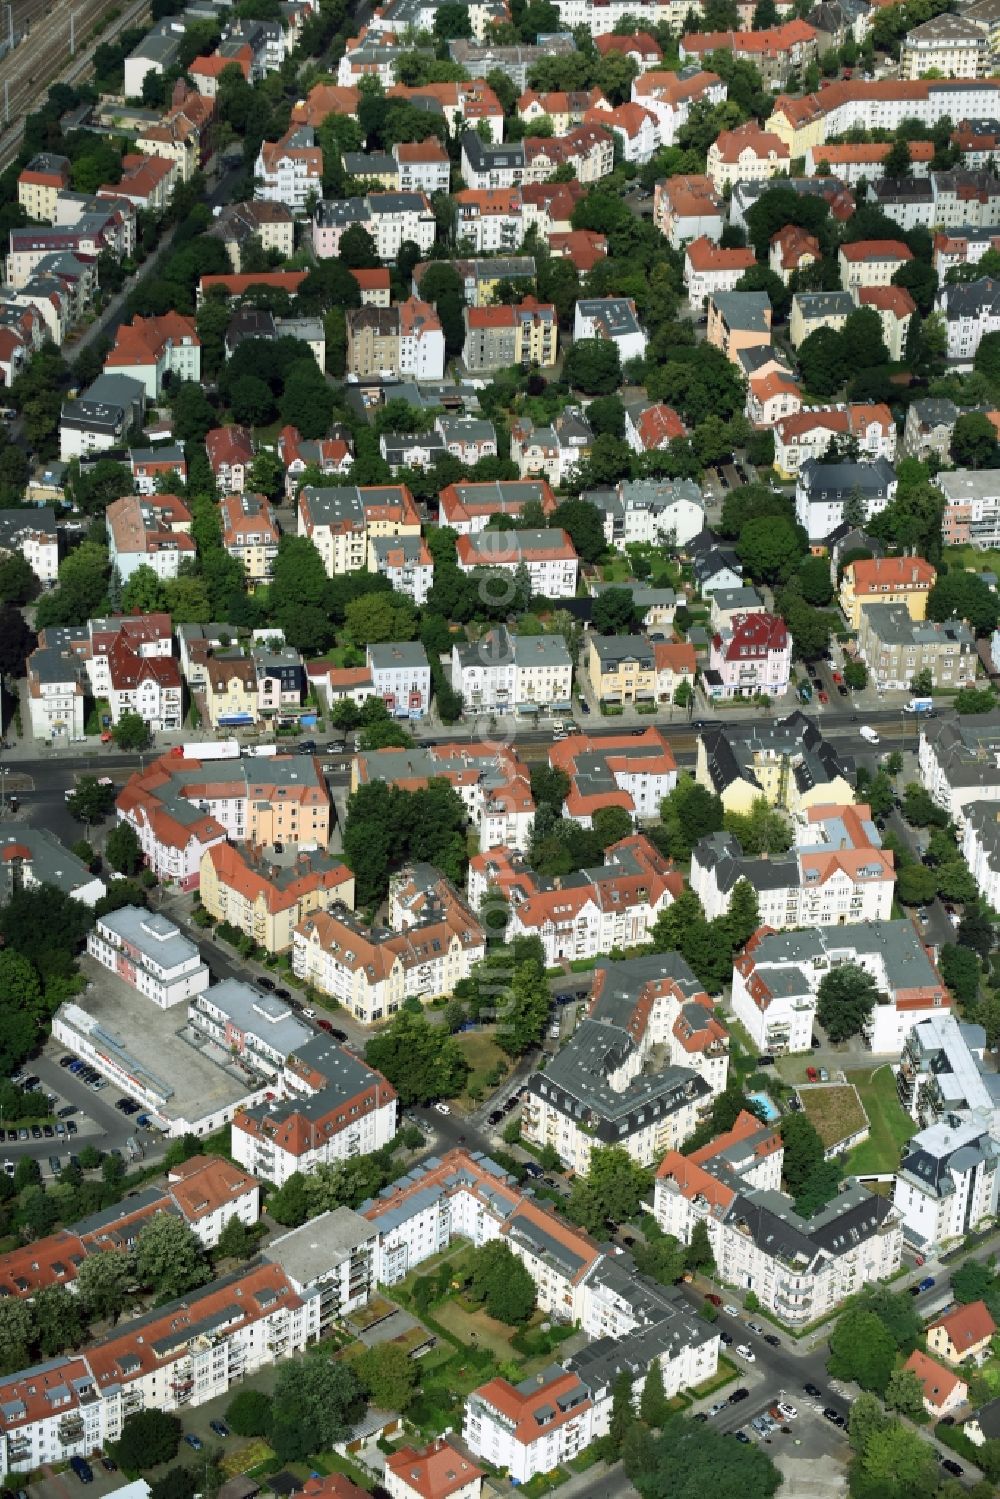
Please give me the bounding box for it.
[705,1293,723,1307]
[818,690,829,703]
[316,1018,334,1033]
[806,1066,819,1082]
[832,671,843,684]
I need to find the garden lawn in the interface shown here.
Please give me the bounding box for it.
[846,1065,915,1174]
[451,1030,509,1111]
[799,1083,868,1153]
[943,544,1000,576]
[432,1296,525,1360]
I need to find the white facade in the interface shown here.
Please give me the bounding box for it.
[455,529,579,598]
[451,626,573,715]
[86,908,210,1010]
[893,1117,1000,1250]
[572,298,647,363]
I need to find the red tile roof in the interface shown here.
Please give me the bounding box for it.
[385,1441,483,1499]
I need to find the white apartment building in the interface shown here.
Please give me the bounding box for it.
[962,799,1000,909]
[572,297,647,364]
[894,1116,999,1250]
[549,730,678,827]
[367,641,431,719]
[464,1369,597,1483]
[106,493,195,583]
[732,920,950,1057]
[691,804,896,930]
[26,645,85,743]
[385,1440,483,1499]
[655,1130,903,1326]
[451,626,573,716]
[232,1035,399,1186]
[587,477,706,551]
[165,1155,262,1250]
[454,527,579,599]
[521,952,727,1174]
[0,507,59,586]
[900,14,988,79]
[917,714,1000,829]
[255,126,322,215]
[0,1265,320,1476]
[369,192,437,259]
[937,467,1000,550]
[86,907,210,1010]
[190,979,314,1080]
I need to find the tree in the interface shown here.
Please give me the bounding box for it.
[958,903,994,961]
[686,1219,715,1276]
[780,1112,826,1201]
[956,685,997,713]
[816,963,880,1041]
[928,571,1000,636]
[592,587,638,634]
[105,822,144,877]
[951,1258,995,1304]
[567,1146,651,1234]
[34,1284,84,1356]
[626,1413,781,1499]
[593,805,634,848]
[113,1410,182,1471]
[656,776,724,861]
[0,1297,34,1373]
[0,552,34,606]
[849,1392,889,1456]
[737,516,804,583]
[111,709,152,751]
[216,1213,252,1261]
[344,592,417,647]
[797,326,846,397]
[844,658,868,689]
[856,1416,939,1498]
[884,1366,925,1418]
[551,498,607,563]
[469,1241,537,1323]
[225,1388,272,1438]
[951,411,998,469]
[355,1342,418,1410]
[632,1232,686,1288]
[726,879,760,949]
[75,1249,131,1323]
[828,1305,897,1393]
[0,603,35,677]
[564,337,622,395]
[135,1214,210,1300]
[639,1358,669,1428]
[365,1011,469,1106]
[497,959,550,1058]
[66,777,116,826]
[798,554,834,606]
[897,864,938,906]
[150,1469,198,1499]
[734,264,790,320]
[269,1358,365,1461]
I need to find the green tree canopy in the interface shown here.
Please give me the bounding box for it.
[816,963,880,1041]
[469,1241,537,1323]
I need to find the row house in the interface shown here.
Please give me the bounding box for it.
[352,741,536,853]
[293,884,486,1026]
[255,125,323,215]
[205,200,295,272]
[509,407,594,485]
[452,625,573,716]
[115,752,331,889]
[345,298,445,380]
[773,401,897,479]
[232,1032,398,1185]
[732,920,950,1057]
[933,225,1000,278]
[691,802,895,930]
[962,798,1000,911]
[765,79,1000,156]
[517,88,605,134]
[107,492,194,583]
[383,79,505,140]
[455,527,579,599]
[313,192,436,260]
[135,86,215,182]
[680,19,818,85]
[17,153,71,222]
[522,952,724,1174]
[220,491,280,589]
[655,1120,902,1326]
[583,102,660,164]
[705,611,792,701]
[298,482,421,577]
[454,188,523,254]
[918,713,1000,829]
[87,905,210,1010]
[106,631,182,732]
[438,479,556,535]
[900,13,989,79]
[369,535,434,606]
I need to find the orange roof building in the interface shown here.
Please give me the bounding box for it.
[200,840,355,954]
[928,1301,997,1366]
[903,1350,969,1416]
[198,269,309,303]
[385,1440,483,1499]
[839,553,935,629]
[626,403,686,452]
[104,311,200,398]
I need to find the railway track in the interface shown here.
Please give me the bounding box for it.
[0,0,150,170]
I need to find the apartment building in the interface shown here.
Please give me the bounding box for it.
[352,742,536,854]
[313,192,436,260]
[795,457,897,543]
[549,729,678,827]
[452,626,573,716]
[773,401,897,479]
[805,139,934,184]
[205,426,255,493]
[232,1032,399,1184]
[367,641,431,719]
[17,153,71,222]
[572,297,647,364]
[680,19,818,85]
[901,13,988,79]
[0,506,59,587]
[585,634,696,709]
[698,712,853,817]
[464,1369,596,1483]
[766,79,1000,157]
[203,655,259,731]
[856,603,976,692]
[104,312,200,400]
[838,239,913,290]
[692,803,895,931]
[654,173,724,249]
[454,188,523,253]
[937,467,1000,548]
[706,611,792,701]
[255,125,322,214]
[369,535,434,606]
[293,882,485,1025]
[462,298,557,373]
[439,479,556,534]
[624,403,686,454]
[918,713,1000,829]
[116,753,331,888]
[509,409,595,486]
[655,1122,902,1326]
[200,843,355,954]
[632,68,725,149]
[107,493,194,583]
[839,555,936,629]
[219,492,280,588]
[895,1111,999,1251]
[87,906,210,1010]
[938,276,1000,366]
[732,920,950,1056]
[454,527,579,599]
[707,122,790,192]
[345,298,445,379]
[105,635,182,733]
[298,483,421,576]
[587,477,705,550]
[523,952,724,1174]
[684,237,756,308]
[386,1439,482,1499]
[706,290,772,364]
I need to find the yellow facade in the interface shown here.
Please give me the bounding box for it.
[839,573,932,632]
[586,638,657,705]
[199,848,355,954]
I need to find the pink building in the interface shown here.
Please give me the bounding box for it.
[707,611,791,701]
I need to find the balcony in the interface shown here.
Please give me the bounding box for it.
[58,1418,85,1444]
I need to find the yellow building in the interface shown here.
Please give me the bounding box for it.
[199,842,355,954]
[203,655,258,731]
[515,298,558,368]
[220,492,279,589]
[839,556,936,631]
[696,723,854,815]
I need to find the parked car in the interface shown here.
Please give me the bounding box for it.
[804,1384,822,1399]
[941,1460,963,1478]
[823,1408,845,1426]
[705,1293,723,1307]
[719,1331,733,1345]
[184,1435,203,1452]
[736,1345,755,1362]
[58,1105,77,1118]
[806,1066,819,1082]
[776,1402,797,1420]
[729,1388,749,1404]
[101,1458,118,1473]
[706,1403,726,1418]
[209,1421,230,1439]
[434,1102,451,1115]
[69,1458,93,1484]
[734,1431,751,1444]
[723,1304,740,1316]
[258,976,275,991]
[763,1334,780,1347]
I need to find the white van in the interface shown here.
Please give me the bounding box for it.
[859,725,880,745]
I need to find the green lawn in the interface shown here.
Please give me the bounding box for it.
[942,544,1000,575]
[450,1029,510,1112]
[846,1064,915,1174]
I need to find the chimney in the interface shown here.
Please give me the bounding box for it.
[171,77,187,107]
